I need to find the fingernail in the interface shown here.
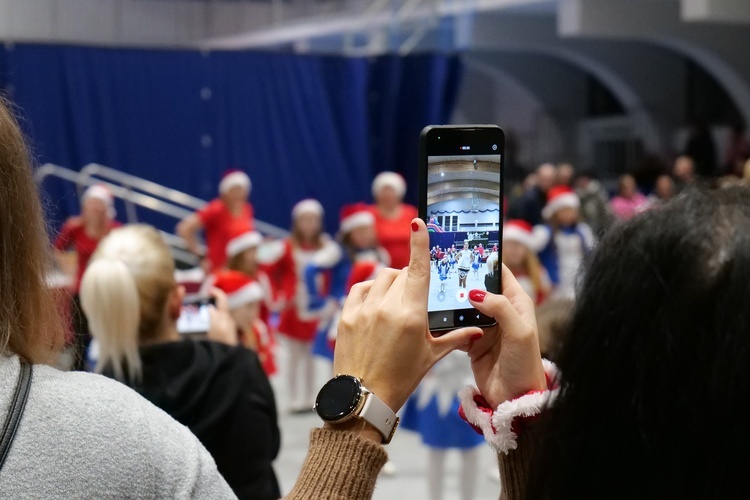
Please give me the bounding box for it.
[411,221,419,232]
[469,289,486,302]
[470,333,483,342]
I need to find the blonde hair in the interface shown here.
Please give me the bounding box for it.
[486,252,499,275]
[0,97,65,364]
[80,225,176,381]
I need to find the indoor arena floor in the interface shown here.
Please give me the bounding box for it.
[271,344,502,499]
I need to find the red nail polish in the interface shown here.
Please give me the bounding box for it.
[469,289,486,302]
[411,221,419,232]
[470,333,483,342]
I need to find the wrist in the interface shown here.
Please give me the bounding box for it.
[315,375,400,444]
[324,419,382,444]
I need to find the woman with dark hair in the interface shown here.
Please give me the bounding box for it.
[286,186,750,499]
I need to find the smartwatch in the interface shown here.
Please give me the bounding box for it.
[314,375,400,444]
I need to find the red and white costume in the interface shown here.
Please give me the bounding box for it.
[503,219,551,305]
[213,270,276,376]
[198,170,254,270]
[369,172,418,270]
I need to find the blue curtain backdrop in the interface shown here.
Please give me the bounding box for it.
[0,44,461,234]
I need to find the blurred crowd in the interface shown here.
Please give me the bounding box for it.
[46,116,750,500]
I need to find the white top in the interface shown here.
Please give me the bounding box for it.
[0,354,236,499]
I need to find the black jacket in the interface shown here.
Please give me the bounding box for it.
[104,340,280,500]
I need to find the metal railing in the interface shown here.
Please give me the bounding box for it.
[35,163,289,267]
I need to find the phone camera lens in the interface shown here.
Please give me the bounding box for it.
[492,144,498,151]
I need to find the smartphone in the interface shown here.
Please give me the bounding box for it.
[419,125,504,333]
[176,296,216,335]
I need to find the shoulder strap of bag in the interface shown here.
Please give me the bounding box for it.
[0,362,32,471]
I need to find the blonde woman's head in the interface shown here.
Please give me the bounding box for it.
[80,224,178,381]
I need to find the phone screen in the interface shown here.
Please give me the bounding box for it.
[176,297,214,335]
[419,126,504,332]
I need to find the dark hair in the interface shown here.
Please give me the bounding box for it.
[0,97,64,363]
[531,186,750,498]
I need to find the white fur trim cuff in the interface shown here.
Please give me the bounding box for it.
[227,282,264,309]
[459,359,559,455]
[542,193,579,220]
[219,171,251,195]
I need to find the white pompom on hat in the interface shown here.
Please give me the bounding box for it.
[219,169,252,196]
[541,186,580,220]
[226,231,264,260]
[372,171,406,200]
[339,203,375,235]
[292,199,324,220]
[213,270,264,310]
[503,219,538,251]
[82,184,116,219]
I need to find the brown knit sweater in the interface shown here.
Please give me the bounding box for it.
[286,426,538,499]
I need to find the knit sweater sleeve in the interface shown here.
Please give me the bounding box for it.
[286,428,388,500]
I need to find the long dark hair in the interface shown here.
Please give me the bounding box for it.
[531,186,750,498]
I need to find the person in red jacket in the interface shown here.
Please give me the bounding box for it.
[369,171,418,269]
[54,184,121,370]
[177,170,254,271]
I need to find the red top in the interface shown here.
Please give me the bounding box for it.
[198,199,254,270]
[54,217,122,292]
[369,203,418,269]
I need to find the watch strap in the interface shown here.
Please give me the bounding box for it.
[359,388,399,444]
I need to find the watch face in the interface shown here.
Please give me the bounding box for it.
[315,376,362,421]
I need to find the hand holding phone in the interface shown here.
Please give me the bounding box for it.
[464,264,547,410]
[206,288,239,346]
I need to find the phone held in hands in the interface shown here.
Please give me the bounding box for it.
[176,295,216,336]
[418,125,504,334]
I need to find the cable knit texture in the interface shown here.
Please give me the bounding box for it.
[285,428,388,500]
[0,354,235,499]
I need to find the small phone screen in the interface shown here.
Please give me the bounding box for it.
[176,298,213,334]
[427,153,502,313]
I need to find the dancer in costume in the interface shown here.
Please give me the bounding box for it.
[264,199,335,413]
[534,186,594,300]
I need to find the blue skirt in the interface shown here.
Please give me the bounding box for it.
[401,394,484,449]
[311,328,334,360]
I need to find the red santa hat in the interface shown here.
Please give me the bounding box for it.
[292,199,324,220]
[372,171,406,199]
[503,219,538,250]
[226,231,263,260]
[219,169,252,196]
[212,270,264,310]
[82,184,116,218]
[339,203,375,235]
[542,186,580,220]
